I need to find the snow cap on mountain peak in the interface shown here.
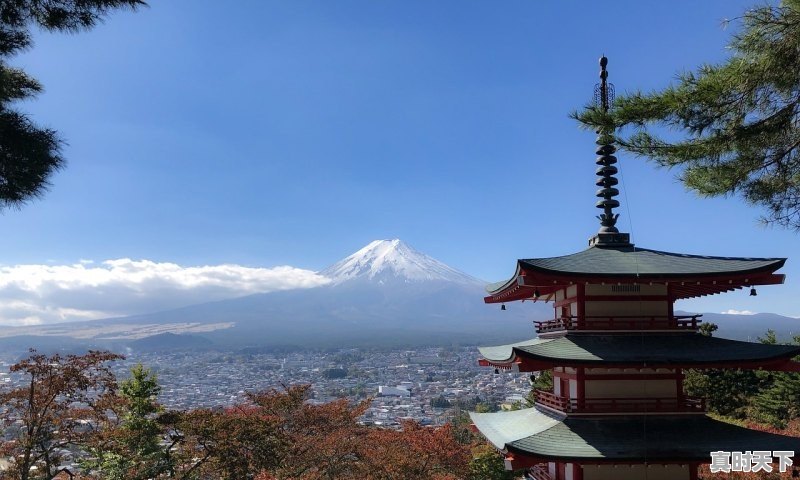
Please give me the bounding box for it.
[320,239,480,285]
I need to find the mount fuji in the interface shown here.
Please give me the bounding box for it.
[321,239,481,286]
[186,239,543,347]
[0,240,544,351]
[2,240,798,352]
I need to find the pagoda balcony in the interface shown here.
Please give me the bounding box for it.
[535,390,706,414]
[527,464,553,480]
[534,314,701,334]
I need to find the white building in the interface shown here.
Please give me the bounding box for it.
[378,385,411,397]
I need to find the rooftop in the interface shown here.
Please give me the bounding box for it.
[471,408,800,462]
[478,333,800,369]
[485,245,786,303]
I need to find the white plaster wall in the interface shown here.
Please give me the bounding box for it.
[556,289,565,301]
[585,284,668,295]
[569,379,577,398]
[584,379,677,398]
[584,301,668,317]
[567,285,578,297]
[583,464,690,480]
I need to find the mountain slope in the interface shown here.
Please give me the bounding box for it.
[23,239,546,349]
[157,240,540,346]
[2,239,797,352]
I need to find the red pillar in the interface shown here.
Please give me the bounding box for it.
[573,462,584,480]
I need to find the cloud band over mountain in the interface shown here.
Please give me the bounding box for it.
[0,259,330,326]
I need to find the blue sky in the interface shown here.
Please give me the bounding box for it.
[1,0,797,323]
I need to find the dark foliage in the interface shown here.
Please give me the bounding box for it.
[574,0,800,229]
[0,0,145,210]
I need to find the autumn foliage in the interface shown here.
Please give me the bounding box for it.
[0,349,486,480]
[0,350,122,480]
[170,385,471,480]
[697,420,800,479]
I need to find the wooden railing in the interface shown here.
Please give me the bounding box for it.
[528,464,553,480]
[535,390,706,414]
[534,314,702,333]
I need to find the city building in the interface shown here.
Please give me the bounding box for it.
[378,385,411,397]
[469,57,800,480]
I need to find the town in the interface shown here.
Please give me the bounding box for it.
[0,346,533,426]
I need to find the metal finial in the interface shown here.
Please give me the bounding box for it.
[594,56,615,112]
[595,142,620,234]
[588,56,630,247]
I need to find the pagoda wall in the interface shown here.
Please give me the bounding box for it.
[584,378,676,398]
[583,301,667,317]
[552,368,682,401]
[553,367,577,398]
[582,284,669,322]
[584,284,668,296]
[553,284,676,330]
[583,367,679,399]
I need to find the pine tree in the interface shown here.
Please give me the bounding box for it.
[574,0,800,229]
[750,334,800,427]
[0,1,145,210]
[683,323,765,418]
[751,371,800,427]
[85,364,170,480]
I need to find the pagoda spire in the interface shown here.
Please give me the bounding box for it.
[589,56,631,247]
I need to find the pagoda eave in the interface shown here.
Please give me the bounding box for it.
[471,409,800,465]
[478,334,800,372]
[502,452,705,472]
[503,450,711,470]
[485,272,785,303]
[480,355,800,373]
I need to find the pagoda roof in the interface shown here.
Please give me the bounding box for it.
[470,408,800,462]
[485,245,785,302]
[517,246,784,278]
[479,333,800,369]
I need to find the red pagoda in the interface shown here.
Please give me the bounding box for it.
[470,58,800,480]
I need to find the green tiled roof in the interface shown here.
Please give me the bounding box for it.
[479,334,800,365]
[477,338,550,363]
[472,408,800,461]
[518,246,784,278]
[469,407,561,450]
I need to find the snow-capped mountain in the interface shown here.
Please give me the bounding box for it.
[3,240,544,350]
[3,239,797,352]
[321,239,481,285]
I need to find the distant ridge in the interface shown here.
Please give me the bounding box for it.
[681,311,800,342]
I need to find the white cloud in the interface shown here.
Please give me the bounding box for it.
[0,259,330,326]
[720,309,757,315]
